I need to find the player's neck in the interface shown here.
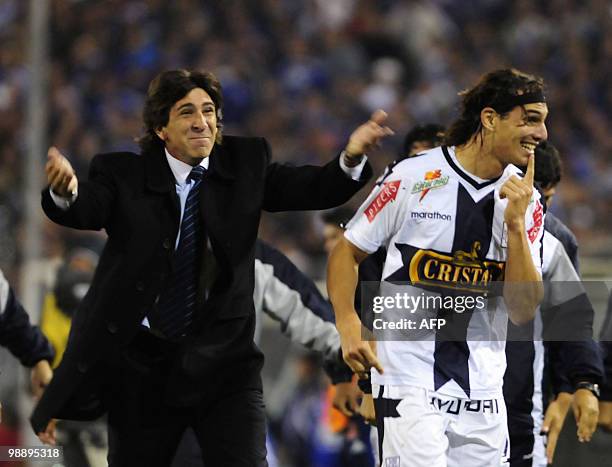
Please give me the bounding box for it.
[454,138,505,180]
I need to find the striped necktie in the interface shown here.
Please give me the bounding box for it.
[155,165,206,338]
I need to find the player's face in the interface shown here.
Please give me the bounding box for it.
[492,102,548,167]
[323,224,344,255]
[156,88,218,164]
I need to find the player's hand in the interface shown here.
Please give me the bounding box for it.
[500,154,534,231]
[46,146,78,197]
[541,392,571,464]
[337,314,384,377]
[332,380,363,417]
[573,388,599,442]
[37,419,57,445]
[344,110,394,161]
[31,360,53,399]
[598,401,612,432]
[358,393,376,425]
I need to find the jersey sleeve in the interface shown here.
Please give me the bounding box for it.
[344,175,410,254]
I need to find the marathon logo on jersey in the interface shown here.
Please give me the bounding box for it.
[384,457,401,467]
[409,241,505,293]
[527,199,543,243]
[411,169,449,202]
[365,180,401,223]
[410,211,452,221]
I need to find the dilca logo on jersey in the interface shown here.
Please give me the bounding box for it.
[412,169,449,201]
[365,180,401,222]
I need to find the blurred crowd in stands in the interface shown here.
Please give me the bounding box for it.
[1,0,612,280]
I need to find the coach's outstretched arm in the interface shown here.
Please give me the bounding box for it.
[501,154,544,324]
[327,236,383,377]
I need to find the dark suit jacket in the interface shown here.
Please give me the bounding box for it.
[31,135,371,432]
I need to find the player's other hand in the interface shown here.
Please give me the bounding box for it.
[337,314,384,377]
[37,419,57,445]
[359,394,376,425]
[573,388,599,442]
[332,380,362,417]
[500,153,535,231]
[31,360,53,399]
[46,146,78,197]
[344,109,394,163]
[541,392,571,464]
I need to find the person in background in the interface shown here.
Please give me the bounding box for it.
[598,292,612,432]
[40,247,107,467]
[0,268,55,421]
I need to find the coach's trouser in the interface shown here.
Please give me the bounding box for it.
[373,384,509,467]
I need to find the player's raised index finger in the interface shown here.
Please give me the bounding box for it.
[524,154,535,186]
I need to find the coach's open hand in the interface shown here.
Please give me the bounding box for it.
[46,146,78,198]
[344,110,394,164]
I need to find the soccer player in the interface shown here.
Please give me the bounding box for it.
[328,68,547,466]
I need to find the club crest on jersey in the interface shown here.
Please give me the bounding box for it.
[411,169,449,201]
[527,199,543,243]
[409,241,505,293]
[365,180,401,222]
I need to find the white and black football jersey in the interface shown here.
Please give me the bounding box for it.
[345,146,544,399]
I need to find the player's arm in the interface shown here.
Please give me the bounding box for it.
[501,155,544,324]
[328,237,382,376]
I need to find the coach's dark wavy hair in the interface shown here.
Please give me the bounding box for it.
[445,69,544,147]
[137,69,224,153]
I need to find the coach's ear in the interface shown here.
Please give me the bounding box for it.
[155,127,166,141]
[480,107,497,131]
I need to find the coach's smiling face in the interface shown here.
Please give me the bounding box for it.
[155,87,218,166]
[488,102,549,167]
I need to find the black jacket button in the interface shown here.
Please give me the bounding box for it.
[107,321,118,334]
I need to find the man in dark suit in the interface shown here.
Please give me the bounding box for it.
[32,69,391,466]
